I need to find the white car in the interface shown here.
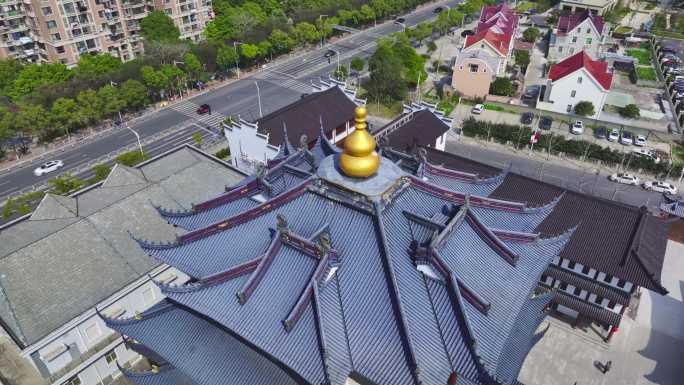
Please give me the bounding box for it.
[609,173,640,185]
[634,135,647,146]
[632,148,661,163]
[570,120,584,135]
[607,128,619,142]
[643,180,678,194]
[472,104,484,114]
[33,160,64,176]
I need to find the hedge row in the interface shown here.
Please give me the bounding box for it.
[461,119,681,176]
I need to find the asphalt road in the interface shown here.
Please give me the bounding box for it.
[445,134,669,212]
[0,0,461,201]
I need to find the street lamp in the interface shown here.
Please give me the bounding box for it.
[119,111,144,156]
[233,41,244,79]
[254,81,262,118]
[319,14,328,48]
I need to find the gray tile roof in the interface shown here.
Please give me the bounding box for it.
[0,145,245,347]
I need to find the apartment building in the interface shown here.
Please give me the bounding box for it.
[0,0,212,66]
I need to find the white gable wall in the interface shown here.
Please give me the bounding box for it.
[537,67,608,119]
[549,18,604,61]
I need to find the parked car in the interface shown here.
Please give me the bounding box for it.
[472,104,484,114]
[608,128,620,141]
[634,134,647,146]
[324,50,336,58]
[461,29,475,37]
[434,6,444,13]
[595,126,607,139]
[521,112,534,125]
[196,103,211,114]
[620,131,633,145]
[633,148,661,163]
[570,120,584,135]
[34,160,64,176]
[609,173,640,185]
[643,180,678,194]
[539,116,553,130]
[394,17,406,24]
[522,85,540,100]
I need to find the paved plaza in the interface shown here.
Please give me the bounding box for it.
[519,240,684,385]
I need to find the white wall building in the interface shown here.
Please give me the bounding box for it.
[548,11,609,61]
[537,51,613,119]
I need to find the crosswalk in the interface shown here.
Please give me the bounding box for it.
[170,100,228,129]
[255,70,312,93]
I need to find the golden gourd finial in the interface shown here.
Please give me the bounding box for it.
[339,106,380,178]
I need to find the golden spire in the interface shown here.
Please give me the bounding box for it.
[339,106,380,178]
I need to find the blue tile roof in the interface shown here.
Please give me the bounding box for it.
[418,160,507,197]
[102,301,300,385]
[121,152,574,385]
[120,364,197,385]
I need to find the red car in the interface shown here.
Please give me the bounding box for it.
[196,104,211,114]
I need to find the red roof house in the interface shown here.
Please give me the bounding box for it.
[557,11,604,35]
[464,29,513,57]
[548,51,613,90]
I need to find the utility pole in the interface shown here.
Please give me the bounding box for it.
[416,71,422,103]
[120,110,143,155]
[254,81,263,118]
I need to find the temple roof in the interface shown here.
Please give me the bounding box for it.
[112,147,574,385]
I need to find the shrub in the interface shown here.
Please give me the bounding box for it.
[2,191,45,219]
[214,147,230,159]
[115,150,149,167]
[489,77,514,96]
[192,132,202,147]
[92,164,112,182]
[522,27,540,42]
[427,41,438,53]
[350,57,365,72]
[620,104,640,118]
[48,173,83,195]
[574,101,595,116]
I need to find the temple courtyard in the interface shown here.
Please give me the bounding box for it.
[520,240,684,385]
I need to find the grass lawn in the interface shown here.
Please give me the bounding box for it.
[636,66,657,81]
[625,48,652,65]
[483,103,504,111]
[673,143,684,167]
[614,26,633,34]
[516,1,536,12]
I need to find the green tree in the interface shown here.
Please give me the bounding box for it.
[619,104,640,118]
[0,59,23,95]
[48,173,83,195]
[15,104,50,139]
[293,22,319,45]
[257,40,272,60]
[411,22,433,43]
[183,52,203,83]
[240,43,260,64]
[140,11,180,43]
[359,4,376,24]
[9,63,72,100]
[115,150,149,166]
[489,77,514,96]
[427,41,438,53]
[120,80,149,110]
[370,0,392,17]
[192,132,203,147]
[97,84,126,117]
[269,29,295,54]
[160,64,185,96]
[141,65,169,98]
[74,53,122,80]
[51,98,80,136]
[514,50,530,71]
[367,43,407,101]
[351,57,365,72]
[547,14,558,25]
[76,89,104,126]
[522,27,540,43]
[574,101,595,116]
[217,44,239,70]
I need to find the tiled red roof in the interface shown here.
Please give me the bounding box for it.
[480,4,514,23]
[548,51,612,90]
[464,29,512,56]
[557,11,604,35]
[476,17,516,35]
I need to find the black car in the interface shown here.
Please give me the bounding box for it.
[394,17,406,24]
[539,116,553,130]
[521,112,534,125]
[461,29,475,37]
[595,126,607,139]
[434,6,444,13]
[324,50,336,58]
[522,85,540,100]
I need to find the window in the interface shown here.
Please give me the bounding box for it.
[604,274,613,284]
[469,64,479,72]
[568,261,576,269]
[577,76,583,84]
[585,38,592,45]
[572,287,581,296]
[582,266,590,275]
[607,301,616,309]
[52,33,61,41]
[47,20,57,29]
[165,8,172,14]
[570,90,576,98]
[566,104,572,112]
[559,282,568,290]
[558,46,563,53]
[56,46,65,53]
[63,376,82,385]
[105,350,117,365]
[594,296,604,305]
[572,36,577,43]
[42,6,52,15]
[569,48,575,54]
[617,279,626,288]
